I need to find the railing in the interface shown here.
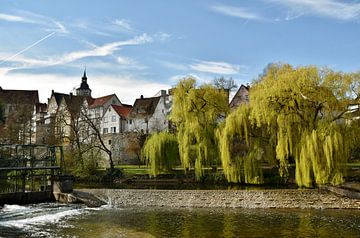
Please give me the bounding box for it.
[0,144,65,194]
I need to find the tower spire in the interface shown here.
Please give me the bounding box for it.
[82,66,87,82]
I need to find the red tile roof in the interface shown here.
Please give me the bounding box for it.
[112,104,132,118]
[89,94,116,108]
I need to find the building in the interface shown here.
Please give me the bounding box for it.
[76,69,92,97]
[229,84,250,109]
[44,90,87,144]
[101,104,132,134]
[0,87,39,144]
[127,90,171,134]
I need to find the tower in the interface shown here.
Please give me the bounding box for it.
[76,69,92,97]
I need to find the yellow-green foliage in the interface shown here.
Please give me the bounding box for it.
[249,63,359,187]
[217,105,264,184]
[170,77,229,179]
[142,132,179,177]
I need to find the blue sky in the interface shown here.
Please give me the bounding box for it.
[0,0,360,104]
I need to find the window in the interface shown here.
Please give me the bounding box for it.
[129,119,132,124]
[162,109,164,113]
[111,127,116,133]
[103,128,108,134]
[111,115,116,122]
[108,140,112,145]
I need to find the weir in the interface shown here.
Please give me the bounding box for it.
[0,144,69,205]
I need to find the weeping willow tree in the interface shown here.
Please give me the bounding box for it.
[217,104,277,184]
[142,132,179,177]
[249,63,360,187]
[169,77,229,179]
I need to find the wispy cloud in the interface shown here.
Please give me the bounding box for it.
[0,33,153,74]
[112,19,134,32]
[0,13,28,22]
[190,60,242,75]
[272,0,360,21]
[211,4,262,20]
[0,10,67,33]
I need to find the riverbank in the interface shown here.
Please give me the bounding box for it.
[78,188,360,209]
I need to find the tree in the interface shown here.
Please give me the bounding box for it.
[142,132,179,176]
[213,77,238,92]
[170,77,229,179]
[227,63,360,187]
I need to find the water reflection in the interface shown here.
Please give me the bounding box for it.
[1,204,359,237]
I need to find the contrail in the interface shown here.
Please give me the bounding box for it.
[0,31,55,65]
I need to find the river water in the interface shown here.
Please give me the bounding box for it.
[0,203,359,238]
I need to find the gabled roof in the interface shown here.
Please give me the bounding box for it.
[89,94,119,108]
[0,88,39,105]
[52,92,69,106]
[111,104,132,118]
[62,94,85,116]
[229,84,250,108]
[129,96,161,118]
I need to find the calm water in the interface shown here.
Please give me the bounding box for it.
[0,203,359,238]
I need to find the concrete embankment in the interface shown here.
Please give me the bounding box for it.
[78,188,360,209]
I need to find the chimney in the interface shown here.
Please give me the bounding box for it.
[160,90,166,97]
[0,86,2,91]
[70,92,73,98]
[51,90,54,95]
[140,95,144,99]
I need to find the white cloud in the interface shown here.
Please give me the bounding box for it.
[0,72,170,105]
[190,60,242,75]
[272,0,360,21]
[0,11,67,33]
[0,13,28,22]
[0,33,153,69]
[211,5,262,20]
[154,32,172,41]
[112,19,133,31]
[161,61,188,71]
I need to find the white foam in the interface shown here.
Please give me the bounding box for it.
[0,208,84,228]
[2,204,28,212]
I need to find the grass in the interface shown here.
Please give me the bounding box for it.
[115,165,149,175]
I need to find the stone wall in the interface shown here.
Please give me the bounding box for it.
[102,132,142,165]
[79,188,360,209]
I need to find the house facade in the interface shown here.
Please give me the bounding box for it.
[229,84,250,109]
[0,87,39,144]
[101,104,132,134]
[127,90,171,134]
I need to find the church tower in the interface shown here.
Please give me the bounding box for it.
[76,69,92,97]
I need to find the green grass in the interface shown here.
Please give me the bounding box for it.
[115,165,149,175]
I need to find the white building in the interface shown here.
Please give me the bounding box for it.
[101,104,132,134]
[127,90,171,134]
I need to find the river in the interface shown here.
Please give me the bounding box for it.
[0,203,359,237]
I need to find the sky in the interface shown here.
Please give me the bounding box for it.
[0,0,360,104]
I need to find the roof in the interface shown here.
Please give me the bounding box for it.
[129,96,161,118]
[77,70,90,90]
[36,103,47,113]
[112,104,132,118]
[52,92,68,106]
[229,84,250,108]
[89,94,117,108]
[50,91,85,116]
[62,94,85,116]
[0,88,39,105]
